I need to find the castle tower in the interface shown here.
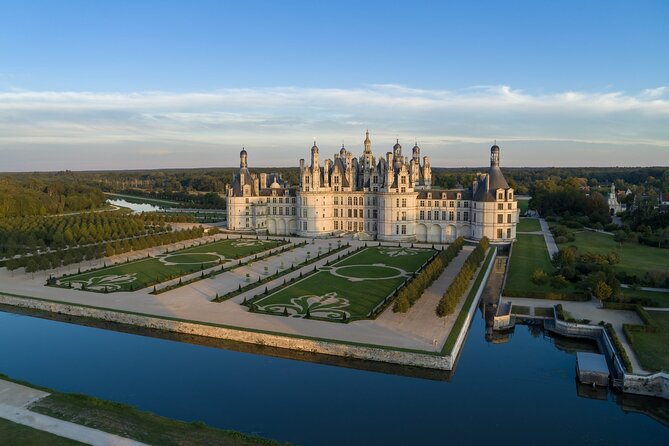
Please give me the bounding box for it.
[490,143,500,167]
[364,130,372,154]
[240,147,248,168]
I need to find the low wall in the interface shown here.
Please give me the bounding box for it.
[0,293,453,370]
[551,312,669,400]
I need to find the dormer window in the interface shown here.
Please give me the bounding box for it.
[334,175,340,184]
[401,176,407,184]
[457,193,461,199]
[498,193,503,200]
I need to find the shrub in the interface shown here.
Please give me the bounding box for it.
[550,274,569,289]
[531,269,549,285]
[555,235,568,244]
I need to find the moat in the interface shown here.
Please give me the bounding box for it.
[1,305,667,446]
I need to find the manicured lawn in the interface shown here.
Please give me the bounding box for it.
[504,234,579,298]
[54,238,284,292]
[622,288,669,308]
[629,311,669,372]
[516,198,530,215]
[250,246,435,321]
[534,307,554,317]
[0,418,85,445]
[516,218,541,232]
[568,231,669,278]
[511,305,530,315]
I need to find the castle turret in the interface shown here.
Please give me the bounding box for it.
[490,143,500,167]
[240,148,248,168]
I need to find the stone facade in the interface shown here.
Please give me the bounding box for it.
[226,133,518,243]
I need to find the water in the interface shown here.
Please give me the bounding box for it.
[107,197,164,213]
[0,309,667,445]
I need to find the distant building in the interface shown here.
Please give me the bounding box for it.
[226,132,518,243]
[607,183,625,215]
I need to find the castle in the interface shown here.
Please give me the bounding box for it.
[226,132,518,243]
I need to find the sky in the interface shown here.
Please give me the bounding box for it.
[0,0,668,171]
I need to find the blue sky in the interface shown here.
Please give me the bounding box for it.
[0,0,668,170]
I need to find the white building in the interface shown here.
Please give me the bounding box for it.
[226,132,518,243]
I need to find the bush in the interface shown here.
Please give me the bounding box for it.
[531,269,549,285]
[550,274,569,289]
[555,235,568,244]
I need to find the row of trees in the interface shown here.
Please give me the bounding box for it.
[436,237,489,317]
[0,212,182,257]
[5,226,207,274]
[393,237,465,312]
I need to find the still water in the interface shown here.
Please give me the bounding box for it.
[0,308,666,445]
[107,197,164,213]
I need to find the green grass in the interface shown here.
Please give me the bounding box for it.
[511,305,530,315]
[0,417,85,445]
[504,234,579,298]
[534,307,554,317]
[54,238,284,292]
[516,218,541,232]
[26,392,282,446]
[628,311,669,372]
[251,246,435,321]
[569,231,669,278]
[622,288,669,308]
[517,198,530,215]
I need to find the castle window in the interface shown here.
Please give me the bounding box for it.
[402,198,407,207]
[245,198,249,204]
[427,201,432,207]
[348,197,353,205]
[497,214,503,224]
[402,211,406,221]
[464,211,469,221]
[335,209,339,217]
[401,225,406,234]
[508,203,513,209]
[359,209,363,218]
[507,214,512,223]
[420,210,425,220]
[348,209,352,218]
[464,202,469,208]
[373,210,378,219]
[292,198,296,203]
[348,222,353,231]
[497,228,503,239]
[507,228,512,238]
[420,200,425,207]
[334,221,339,230]
[354,197,358,206]
[396,198,400,207]
[303,209,307,217]
[354,209,358,218]
[509,193,513,200]
[292,207,296,215]
[303,222,308,230]
[373,175,378,183]
[334,175,340,184]
[279,207,283,215]
[498,193,503,200]
[449,201,455,208]
[457,201,461,208]
[334,197,339,205]
[434,212,439,220]
[427,193,432,199]
[473,213,476,222]
[457,212,460,221]
[427,211,431,220]
[306,176,310,184]
[396,225,399,235]
[401,187,406,193]
[373,197,377,205]
[449,211,454,221]
[279,197,283,203]
[401,176,407,184]
[457,193,461,199]
[373,187,378,192]
[498,203,503,210]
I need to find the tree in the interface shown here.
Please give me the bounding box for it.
[593,280,613,300]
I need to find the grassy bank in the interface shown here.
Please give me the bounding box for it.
[516,218,541,232]
[0,418,85,445]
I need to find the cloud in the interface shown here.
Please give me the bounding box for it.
[0,84,668,170]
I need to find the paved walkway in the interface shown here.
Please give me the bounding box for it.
[539,218,558,258]
[0,379,148,446]
[375,246,475,348]
[501,296,649,374]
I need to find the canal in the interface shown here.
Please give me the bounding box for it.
[1,305,667,445]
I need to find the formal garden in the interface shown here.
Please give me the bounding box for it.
[51,237,285,292]
[625,310,669,372]
[515,217,541,232]
[246,245,436,322]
